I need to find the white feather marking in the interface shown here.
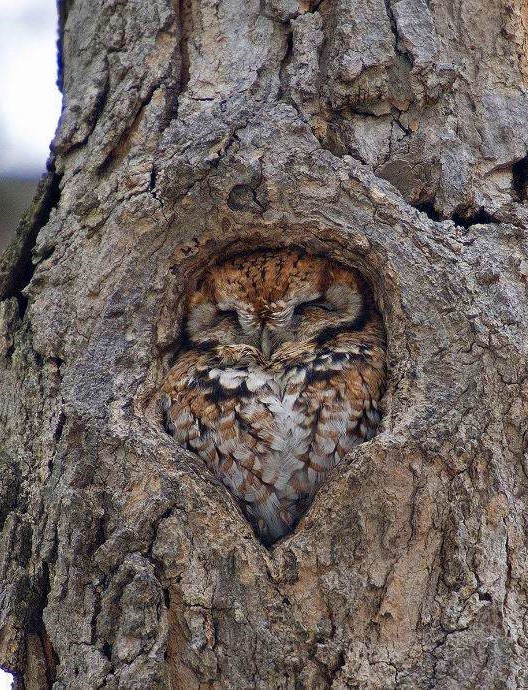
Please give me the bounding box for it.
[220,371,248,389]
[245,371,271,392]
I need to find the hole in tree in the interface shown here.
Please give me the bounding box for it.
[451,207,495,228]
[415,199,441,222]
[102,642,112,661]
[478,591,492,602]
[512,155,528,202]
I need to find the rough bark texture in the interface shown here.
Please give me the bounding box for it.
[1,0,528,688]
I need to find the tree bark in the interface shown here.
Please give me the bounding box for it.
[1,0,528,688]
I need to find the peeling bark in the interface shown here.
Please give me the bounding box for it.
[1,0,528,688]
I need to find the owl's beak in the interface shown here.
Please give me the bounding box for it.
[260,326,273,359]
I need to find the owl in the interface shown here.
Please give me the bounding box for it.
[161,249,386,544]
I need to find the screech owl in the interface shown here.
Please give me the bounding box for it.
[161,249,386,544]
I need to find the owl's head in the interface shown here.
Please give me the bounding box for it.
[184,249,371,357]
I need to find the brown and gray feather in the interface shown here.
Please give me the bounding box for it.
[161,250,386,543]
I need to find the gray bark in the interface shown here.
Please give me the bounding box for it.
[1,0,528,687]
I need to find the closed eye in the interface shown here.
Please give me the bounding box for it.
[293,298,334,316]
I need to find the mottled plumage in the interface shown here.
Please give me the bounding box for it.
[161,250,386,544]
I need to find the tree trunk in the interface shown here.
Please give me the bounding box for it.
[1,0,528,687]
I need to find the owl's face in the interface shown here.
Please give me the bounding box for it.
[184,250,368,357]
